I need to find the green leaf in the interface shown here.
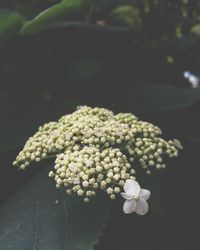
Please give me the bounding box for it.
[120,85,200,112]
[14,3,40,19]
[67,57,101,82]
[191,24,200,36]
[0,12,24,46]
[109,5,141,30]
[0,93,78,152]
[20,0,89,35]
[0,166,110,250]
[0,95,47,152]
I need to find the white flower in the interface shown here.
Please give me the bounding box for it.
[121,180,150,215]
[183,71,199,88]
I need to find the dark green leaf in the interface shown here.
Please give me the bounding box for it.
[20,0,89,35]
[14,3,40,19]
[109,5,141,30]
[0,94,78,152]
[0,12,24,46]
[191,24,200,36]
[67,57,101,81]
[0,166,110,250]
[121,85,200,112]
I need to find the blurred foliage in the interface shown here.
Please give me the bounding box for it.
[0,0,200,249]
[110,5,141,29]
[0,11,24,46]
[1,0,200,150]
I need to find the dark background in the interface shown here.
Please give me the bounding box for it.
[0,0,200,249]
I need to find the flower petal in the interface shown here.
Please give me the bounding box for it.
[124,180,141,197]
[139,189,151,200]
[121,192,134,200]
[135,198,149,216]
[123,199,137,214]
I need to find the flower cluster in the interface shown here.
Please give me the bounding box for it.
[49,146,135,202]
[13,106,182,202]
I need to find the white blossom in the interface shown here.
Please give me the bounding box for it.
[183,71,199,88]
[121,180,150,215]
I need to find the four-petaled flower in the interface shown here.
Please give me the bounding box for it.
[121,180,150,215]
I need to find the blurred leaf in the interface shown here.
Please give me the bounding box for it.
[0,11,24,46]
[117,85,200,112]
[0,95,46,152]
[109,5,141,29]
[0,92,10,105]
[14,3,40,19]
[138,85,200,111]
[20,0,89,35]
[191,23,200,36]
[67,57,101,81]
[0,165,110,250]
[0,94,78,152]
[184,123,200,144]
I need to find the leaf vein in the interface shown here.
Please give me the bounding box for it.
[61,191,67,250]
[33,201,40,250]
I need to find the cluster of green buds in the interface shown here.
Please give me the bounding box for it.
[13,106,182,202]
